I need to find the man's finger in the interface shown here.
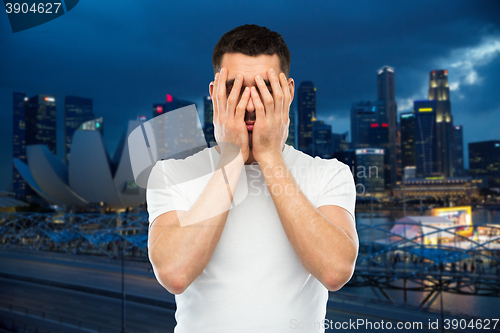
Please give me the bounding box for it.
[210,80,218,121]
[213,74,221,122]
[278,73,290,125]
[235,86,250,122]
[254,74,273,115]
[269,69,284,122]
[251,86,266,121]
[227,73,244,120]
[216,68,228,120]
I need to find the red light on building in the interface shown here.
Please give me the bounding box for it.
[382,123,388,128]
[432,70,435,74]
[166,94,173,103]
[444,70,448,75]
[157,106,163,113]
[370,123,379,128]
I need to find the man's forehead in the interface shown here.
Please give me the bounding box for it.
[221,53,280,78]
[225,77,272,88]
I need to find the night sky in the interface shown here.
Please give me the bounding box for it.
[1,0,499,192]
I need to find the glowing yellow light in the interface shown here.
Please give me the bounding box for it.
[431,206,473,237]
[419,108,433,112]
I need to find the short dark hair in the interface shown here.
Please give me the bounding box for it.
[212,24,291,77]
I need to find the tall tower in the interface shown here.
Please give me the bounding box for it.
[65,96,94,164]
[453,125,464,177]
[153,94,195,118]
[350,101,378,148]
[312,119,333,159]
[355,148,385,194]
[414,100,439,177]
[297,81,316,155]
[12,92,28,199]
[377,66,398,190]
[203,95,215,147]
[152,94,197,158]
[400,112,416,169]
[16,93,56,203]
[428,70,454,177]
[25,94,57,155]
[285,99,296,148]
[469,140,500,188]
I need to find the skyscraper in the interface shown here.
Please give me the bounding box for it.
[414,100,439,177]
[428,70,454,177]
[377,66,398,190]
[453,125,464,177]
[152,94,198,159]
[64,96,94,164]
[350,101,378,148]
[297,81,316,155]
[400,112,416,169]
[285,99,296,148]
[203,95,215,147]
[312,119,332,159]
[12,92,28,199]
[355,148,385,195]
[153,93,195,119]
[13,93,56,202]
[25,94,57,155]
[331,131,349,153]
[368,121,389,147]
[468,140,500,189]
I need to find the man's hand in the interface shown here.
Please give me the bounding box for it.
[212,67,252,162]
[250,68,291,163]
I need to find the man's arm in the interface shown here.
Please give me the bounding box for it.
[148,68,251,295]
[249,68,358,291]
[258,157,359,291]
[148,151,244,294]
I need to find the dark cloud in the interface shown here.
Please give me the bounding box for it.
[1,0,500,190]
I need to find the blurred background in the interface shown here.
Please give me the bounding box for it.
[1,0,500,332]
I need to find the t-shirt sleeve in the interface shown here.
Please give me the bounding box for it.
[315,160,356,221]
[146,161,192,226]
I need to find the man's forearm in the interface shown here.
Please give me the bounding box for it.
[150,152,244,292]
[258,155,357,289]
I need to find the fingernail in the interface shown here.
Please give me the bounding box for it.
[244,87,249,93]
[256,75,262,82]
[221,68,225,74]
[270,69,276,75]
[236,74,242,81]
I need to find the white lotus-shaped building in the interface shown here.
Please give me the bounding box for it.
[13,118,146,210]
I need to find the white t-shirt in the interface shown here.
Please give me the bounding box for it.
[146,144,356,333]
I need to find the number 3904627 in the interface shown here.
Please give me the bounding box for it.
[5,3,62,14]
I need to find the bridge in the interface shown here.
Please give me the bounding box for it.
[1,212,499,311]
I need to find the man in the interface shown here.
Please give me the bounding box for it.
[147,24,358,332]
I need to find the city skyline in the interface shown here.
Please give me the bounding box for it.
[1,0,500,192]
